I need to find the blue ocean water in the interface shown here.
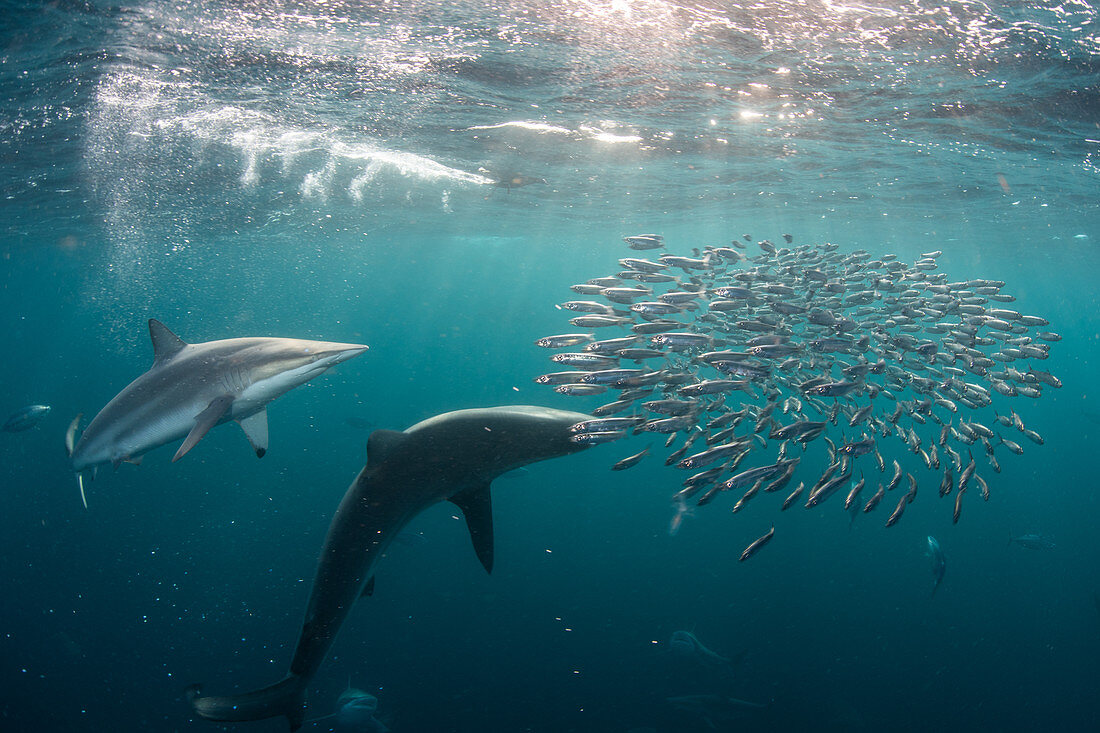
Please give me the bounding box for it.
[1,1,1098,731]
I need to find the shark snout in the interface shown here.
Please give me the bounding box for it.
[300,341,369,366]
[327,343,369,364]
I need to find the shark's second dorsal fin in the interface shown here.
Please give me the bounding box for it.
[149,319,189,365]
[450,483,494,575]
[365,429,406,467]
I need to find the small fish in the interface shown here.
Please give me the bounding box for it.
[551,352,620,369]
[762,461,798,493]
[571,417,646,434]
[559,300,615,314]
[839,436,875,457]
[998,434,1025,455]
[585,335,639,353]
[721,460,794,493]
[806,381,862,398]
[975,474,990,501]
[569,315,632,328]
[844,474,866,510]
[534,371,588,385]
[612,445,651,471]
[805,469,852,507]
[886,460,902,491]
[739,526,775,561]
[1021,428,1044,445]
[884,493,907,527]
[957,451,977,493]
[640,415,697,434]
[665,438,693,465]
[848,404,873,427]
[1009,533,1055,550]
[569,431,624,444]
[581,368,650,385]
[591,399,636,416]
[781,481,804,511]
[678,441,746,470]
[939,467,954,497]
[952,484,965,524]
[927,536,946,595]
[624,234,664,250]
[731,480,762,513]
[669,497,692,536]
[554,384,608,396]
[863,483,885,513]
[2,404,51,432]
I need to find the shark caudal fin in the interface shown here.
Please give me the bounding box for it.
[186,674,306,731]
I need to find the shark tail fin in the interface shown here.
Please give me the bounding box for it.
[186,674,306,731]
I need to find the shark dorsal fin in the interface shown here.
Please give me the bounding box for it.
[366,429,406,467]
[450,483,494,574]
[149,319,188,365]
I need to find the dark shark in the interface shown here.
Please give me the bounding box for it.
[187,405,591,730]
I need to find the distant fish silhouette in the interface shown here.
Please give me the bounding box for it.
[927,536,946,596]
[1009,533,1055,549]
[477,167,547,189]
[669,630,735,671]
[666,693,766,728]
[343,416,374,431]
[1,404,50,432]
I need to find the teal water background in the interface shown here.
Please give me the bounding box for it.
[1,1,1098,731]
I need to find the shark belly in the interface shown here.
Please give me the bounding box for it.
[73,381,212,469]
[290,468,433,679]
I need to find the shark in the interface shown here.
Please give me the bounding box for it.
[304,683,389,732]
[669,630,740,672]
[68,319,368,490]
[186,405,592,730]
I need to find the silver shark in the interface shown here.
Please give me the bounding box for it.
[186,405,592,730]
[70,319,368,474]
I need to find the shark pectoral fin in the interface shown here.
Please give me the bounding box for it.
[148,319,189,366]
[450,483,495,575]
[238,409,269,458]
[360,575,376,598]
[173,395,234,463]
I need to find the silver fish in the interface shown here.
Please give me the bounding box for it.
[739,526,775,561]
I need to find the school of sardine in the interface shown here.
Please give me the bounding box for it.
[536,233,1060,559]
